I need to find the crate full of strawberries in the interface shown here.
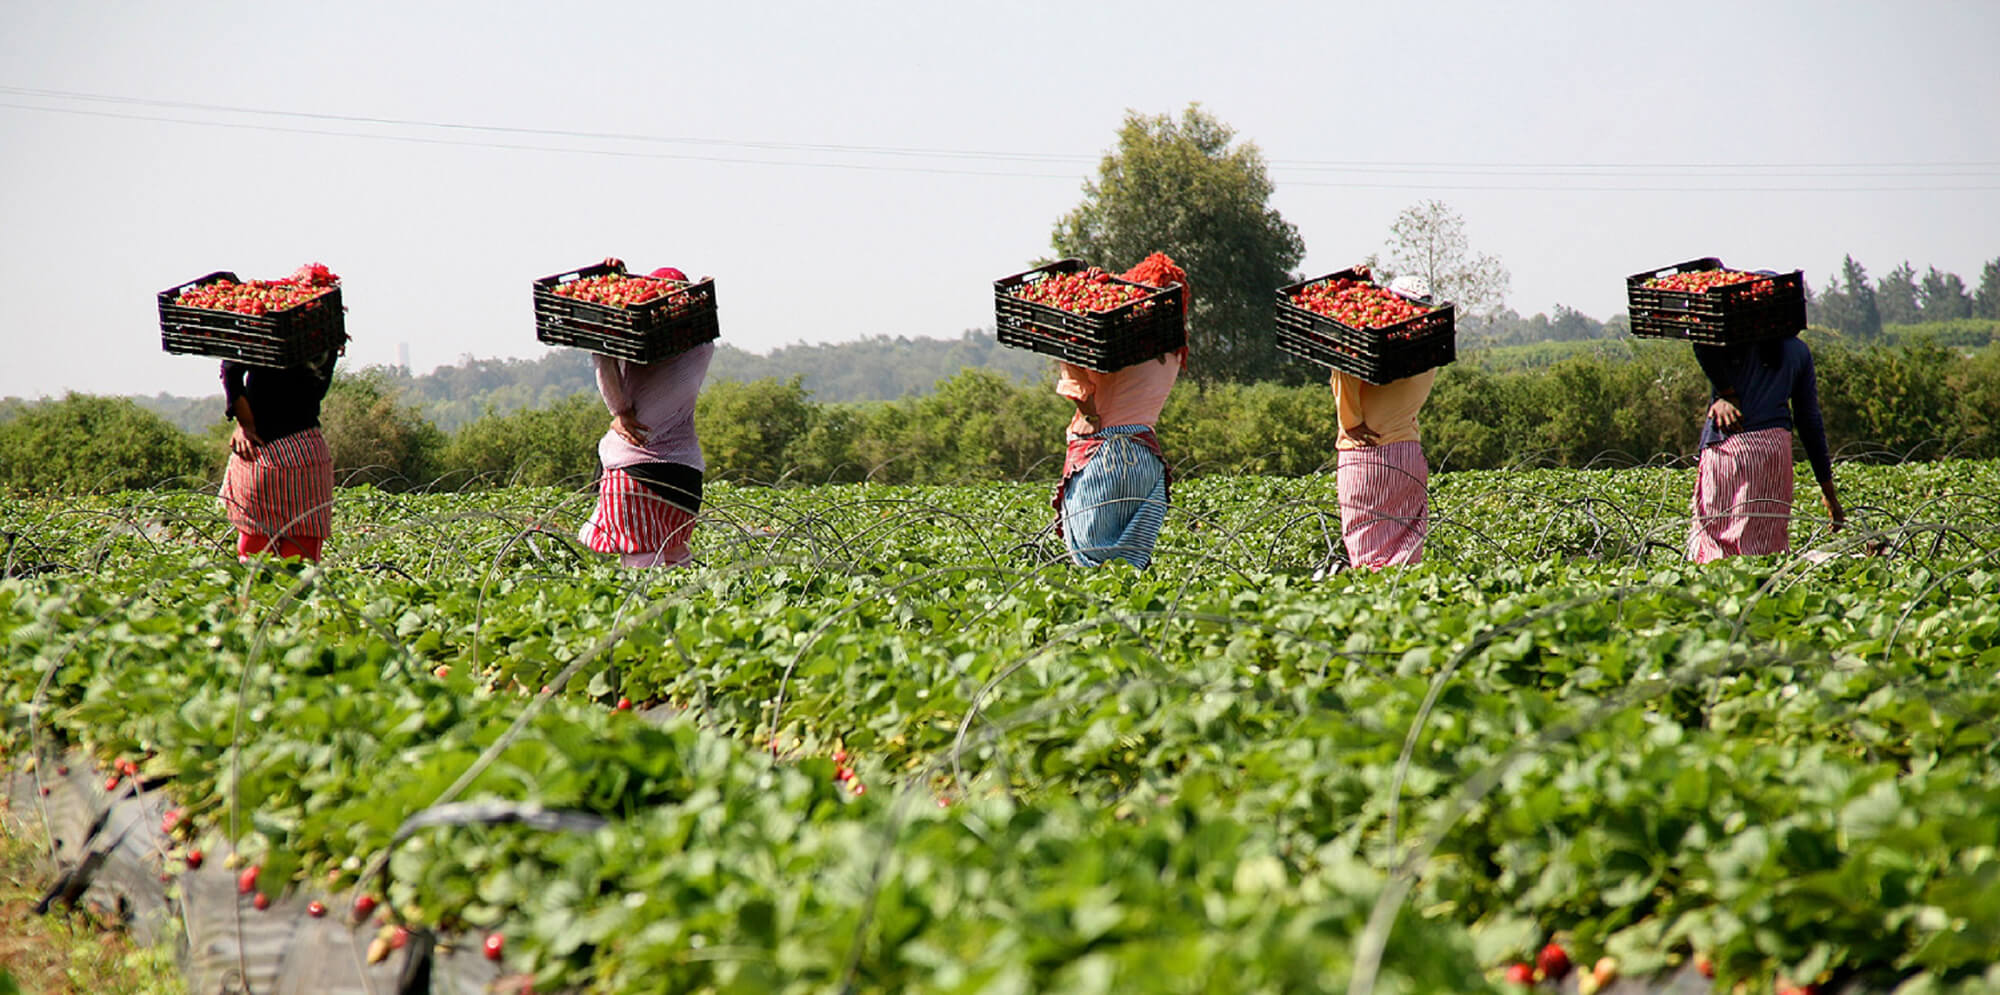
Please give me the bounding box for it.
[1273,269,1455,384]
[993,258,1186,373]
[533,262,719,363]
[157,263,346,369]
[1626,258,1805,345]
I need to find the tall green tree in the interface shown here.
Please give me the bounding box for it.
[1052,104,1306,384]
[1814,255,1881,340]
[1917,266,1974,321]
[1876,261,1921,326]
[1977,257,2000,320]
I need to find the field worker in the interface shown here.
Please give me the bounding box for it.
[1687,334,1843,561]
[218,347,338,563]
[578,260,715,569]
[1050,252,1188,569]
[1328,269,1438,569]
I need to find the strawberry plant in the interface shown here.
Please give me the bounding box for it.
[2,460,1997,993]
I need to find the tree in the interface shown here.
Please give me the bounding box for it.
[1374,200,1511,318]
[1917,266,1974,321]
[1052,104,1306,384]
[695,376,819,484]
[319,369,446,490]
[439,393,604,488]
[1876,261,1921,326]
[1814,255,1881,340]
[0,394,207,494]
[1548,304,1605,342]
[1976,258,2000,320]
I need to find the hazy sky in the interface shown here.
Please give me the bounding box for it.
[3,2,1996,400]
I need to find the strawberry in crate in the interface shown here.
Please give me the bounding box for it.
[175,263,341,316]
[1012,266,1156,315]
[1288,273,1435,337]
[550,269,688,308]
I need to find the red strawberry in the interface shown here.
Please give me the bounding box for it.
[483,932,505,961]
[1505,962,1535,986]
[308,900,327,918]
[252,892,271,911]
[1537,942,1571,980]
[238,865,260,894]
[615,697,632,711]
[186,848,205,869]
[353,894,379,921]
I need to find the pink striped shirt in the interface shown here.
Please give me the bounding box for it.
[593,344,713,471]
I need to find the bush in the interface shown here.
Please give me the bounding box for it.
[696,377,820,484]
[421,341,2000,489]
[319,370,447,490]
[441,393,606,489]
[0,394,209,494]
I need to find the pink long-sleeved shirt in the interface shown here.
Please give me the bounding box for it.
[593,343,714,470]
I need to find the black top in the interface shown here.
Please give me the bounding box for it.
[1692,338,1833,483]
[221,357,334,443]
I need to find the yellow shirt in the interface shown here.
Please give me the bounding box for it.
[1056,355,1182,437]
[1330,368,1436,450]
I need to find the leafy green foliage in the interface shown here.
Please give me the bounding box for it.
[3,460,1999,992]
[0,393,207,494]
[1052,104,1307,385]
[441,392,604,488]
[319,370,446,490]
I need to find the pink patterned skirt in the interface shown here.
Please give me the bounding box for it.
[218,428,333,541]
[1337,441,1429,568]
[1686,427,1794,563]
[579,466,699,568]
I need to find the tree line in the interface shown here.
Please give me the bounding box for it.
[4,335,1994,496]
[5,103,1995,494]
[1811,255,2000,339]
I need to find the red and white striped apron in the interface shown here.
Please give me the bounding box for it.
[579,467,698,567]
[218,428,333,541]
[1337,440,1429,568]
[1686,427,1793,563]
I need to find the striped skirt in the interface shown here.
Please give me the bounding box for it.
[1337,441,1429,568]
[1686,427,1793,563]
[580,465,700,568]
[218,428,333,541]
[1059,427,1169,569]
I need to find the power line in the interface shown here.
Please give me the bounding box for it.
[0,84,1096,165]
[6,84,2000,191]
[0,102,1084,180]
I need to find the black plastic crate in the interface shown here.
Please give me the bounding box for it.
[158,271,347,369]
[1626,258,1805,346]
[533,263,720,363]
[993,259,1186,373]
[1272,270,1456,384]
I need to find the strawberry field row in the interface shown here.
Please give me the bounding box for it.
[2,461,1998,993]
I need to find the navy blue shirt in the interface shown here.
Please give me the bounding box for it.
[221,358,334,444]
[1694,338,1833,483]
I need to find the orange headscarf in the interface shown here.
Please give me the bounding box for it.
[1122,251,1190,367]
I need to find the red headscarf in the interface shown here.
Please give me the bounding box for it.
[1122,252,1190,368]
